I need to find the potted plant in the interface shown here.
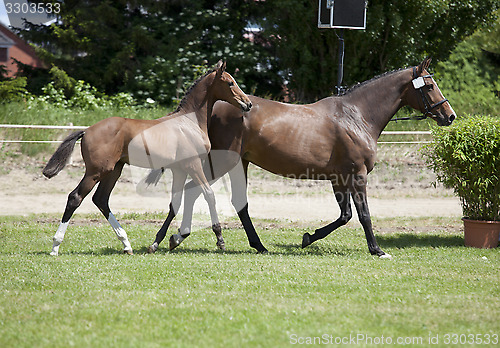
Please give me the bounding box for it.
[423,116,500,248]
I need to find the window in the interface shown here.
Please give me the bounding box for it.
[0,47,8,62]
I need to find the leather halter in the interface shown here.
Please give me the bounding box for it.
[411,66,449,119]
[390,66,449,122]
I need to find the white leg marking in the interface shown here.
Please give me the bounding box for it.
[173,233,185,244]
[203,188,219,226]
[108,213,132,252]
[51,221,69,256]
[178,226,191,238]
[379,253,393,260]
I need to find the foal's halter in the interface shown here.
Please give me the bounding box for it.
[390,66,449,122]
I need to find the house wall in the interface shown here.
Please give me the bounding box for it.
[0,24,45,78]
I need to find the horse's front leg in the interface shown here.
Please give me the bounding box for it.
[148,169,187,253]
[188,163,225,251]
[350,173,392,259]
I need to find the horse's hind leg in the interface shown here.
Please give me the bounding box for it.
[148,169,187,253]
[92,162,133,254]
[51,175,98,256]
[302,182,352,248]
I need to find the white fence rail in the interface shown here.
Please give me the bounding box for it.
[0,124,86,144]
[0,124,432,145]
[0,124,87,130]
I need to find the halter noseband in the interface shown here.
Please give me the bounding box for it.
[390,66,449,122]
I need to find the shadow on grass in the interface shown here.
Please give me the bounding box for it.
[377,234,464,249]
[26,248,123,256]
[25,234,465,257]
[136,246,254,256]
[271,243,353,256]
[136,243,351,257]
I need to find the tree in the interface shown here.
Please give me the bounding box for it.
[14,0,499,104]
[259,0,499,102]
[434,12,500,116]
[16,0,280,105]
[129,1,281,104]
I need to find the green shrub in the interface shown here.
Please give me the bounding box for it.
[28,79,137,110]
[49,65,76,99]
[0,78,28,103]
[423,116,500,221]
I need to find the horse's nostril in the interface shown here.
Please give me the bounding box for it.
[449,114,456,122]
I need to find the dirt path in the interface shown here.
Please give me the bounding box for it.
[0,165,462,221]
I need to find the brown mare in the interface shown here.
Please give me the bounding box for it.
[147,58,455,258]
[42,61,252,256]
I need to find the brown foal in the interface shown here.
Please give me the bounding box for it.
[43,61,252,256]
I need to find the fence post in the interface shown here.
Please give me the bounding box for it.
[68,123,73,166]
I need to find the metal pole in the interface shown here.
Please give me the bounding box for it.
[336,28,345,95]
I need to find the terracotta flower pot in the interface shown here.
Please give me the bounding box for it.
[463,218,500,249]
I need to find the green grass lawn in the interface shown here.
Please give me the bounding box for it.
[0,215,498,347]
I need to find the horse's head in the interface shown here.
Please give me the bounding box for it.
[209,60,252,112]
[406,57,456,126]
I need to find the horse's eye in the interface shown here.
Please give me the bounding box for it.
[428,84,434,90]
[228,81,234,87]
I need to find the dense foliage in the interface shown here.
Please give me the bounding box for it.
[424,117,500,221]
[4,0,499,109]
[435,22,500,116]
[0,77,27,102]
[259,0,499,101]
[15,0,280,104]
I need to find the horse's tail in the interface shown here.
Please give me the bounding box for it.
[144,168,165,187]
[42,130,85,179]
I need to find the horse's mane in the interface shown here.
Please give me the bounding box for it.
[173,65,218,113]
[339,67,407,96]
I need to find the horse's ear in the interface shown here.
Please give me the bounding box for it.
[215,60,226,78]
[417,57,432,75]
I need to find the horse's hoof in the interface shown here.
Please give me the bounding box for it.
[379,253,392,260]
[123,249,134,255]
[217,241,226,251]
[49,251,58,256]
[147,243,158,254]
[250,243,268,254]
[302,233,311,248]
[169,234,183,251]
